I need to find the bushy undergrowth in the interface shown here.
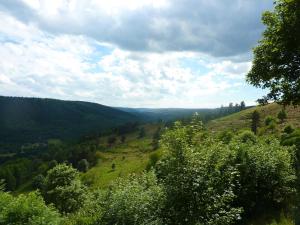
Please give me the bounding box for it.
[0,118,297,225]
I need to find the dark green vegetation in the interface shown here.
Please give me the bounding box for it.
[119,102,247,122]
[247,0,300,105]
[0,96,138,152]
[0,96,246,155]
[1,113,299,225]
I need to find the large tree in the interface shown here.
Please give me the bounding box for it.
[247,0,300,105]
[42,163,86,214]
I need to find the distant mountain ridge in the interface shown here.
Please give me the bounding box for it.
[0,96,139,148]
[0,96,248,152]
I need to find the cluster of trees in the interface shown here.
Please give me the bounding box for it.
[0,115,298,225]
[220,101,246,115]
[0,138,98,191]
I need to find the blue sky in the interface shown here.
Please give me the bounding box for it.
[0,0,273,108]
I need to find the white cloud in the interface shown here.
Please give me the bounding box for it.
[1,0,273,57]
[0,5,267,108]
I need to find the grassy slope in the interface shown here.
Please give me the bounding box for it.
[82,123,161,189]
[207,103,300,132]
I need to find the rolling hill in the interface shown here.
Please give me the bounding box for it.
[207,103,300,132]
[0,96,139,150]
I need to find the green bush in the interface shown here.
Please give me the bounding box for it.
[0,191,61,225]
[265,116,277,126]
[99,172,165,225]
[234,130,257,143]
[156,121,242,225]
[218,130,234,144]
[146,152,160,170]
[231,138,296,216]
[156,120,295,224]
[42,163,87,214]
[284,125,295,135]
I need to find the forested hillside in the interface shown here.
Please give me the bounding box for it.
[0,96,139,151]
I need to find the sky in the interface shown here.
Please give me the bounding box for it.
[0,0,274,108]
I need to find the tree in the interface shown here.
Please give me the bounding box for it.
[278,109,287,123]
[48,160,58,169]
[152,127,161,150]
[138,127,146,139]
[235,103,240,112]
[240,101,246,110]
[111,163,116,171]
[121,135,126,143]
[107,136,116,146]
[77,159,89,172]
[247,0,300,105]
[5,170,16,191]
[251,110,260,134]
[32,174,45,190]
[42,163,86,213]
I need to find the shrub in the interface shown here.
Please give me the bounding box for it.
[218,130,234,144]
[265,116,276,126]
[146,152,160,170]
[284,125,295,135]
[234,130,257,143]
[230,138,296,216]
[77,159,89,172]
[156,121,242,225]
[42,163,87,214]
[32,174,45,190]
[99,172,165,225]
[0,191,61,225]
[278,110,287,123]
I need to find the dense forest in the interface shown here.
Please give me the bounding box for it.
[0,0,299,224]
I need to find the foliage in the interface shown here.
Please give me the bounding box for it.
[218,130,234,144]
[32,174,45,190]
[77,159,89,172]
[281,129,300,148]
[99,172,165,225]
[107,136,117,146]
[247,0,300,105]
[156,121,242,225]
[284,125,295,135]
[251,110,260,134]
[278,110,288,123]
[157,118,296,224]
[234,130,257,144]
[146,152,160,170]
[230,138,296,216]
[138,127,146,139]
[265,116,277,126]
[0,96,138,150]
[42,163,86,214]
[0,191,61,225]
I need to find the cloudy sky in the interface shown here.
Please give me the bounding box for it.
[0,0,273,108]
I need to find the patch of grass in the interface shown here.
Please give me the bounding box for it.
[82,124,162,189]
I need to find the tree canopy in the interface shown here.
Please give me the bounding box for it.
[247,0,300,105]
